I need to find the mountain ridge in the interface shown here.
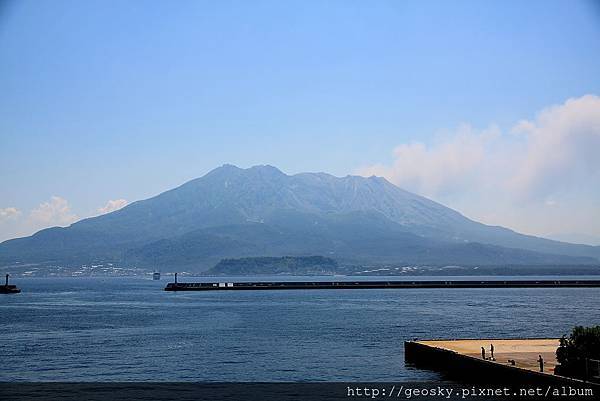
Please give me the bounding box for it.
[1,164,599,272]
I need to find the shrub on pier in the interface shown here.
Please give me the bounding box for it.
[555,326,600,382]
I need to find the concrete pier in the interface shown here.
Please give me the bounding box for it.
[405,338,599,388]
[165,279,600,291]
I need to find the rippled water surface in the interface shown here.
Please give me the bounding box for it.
[1,277,599,381]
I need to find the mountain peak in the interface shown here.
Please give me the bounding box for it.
[211,164,393,186]
[208,164,286,177]
[247,164,286,176]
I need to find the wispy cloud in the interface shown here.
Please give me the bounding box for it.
[509,95,600,200]
[0,197,79,242]
[29,196,78,226]
[98,199,128,214]
[358,94,600,240]
[0,207,21,220]
[1,196,131,242]
[360,124,500,197]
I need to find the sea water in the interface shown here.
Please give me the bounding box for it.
[1,276,598,381]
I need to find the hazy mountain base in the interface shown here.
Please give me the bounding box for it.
[146,216,598,266]
[207,256,338,275]
[207,256,600,277]
[3,257,599,278]
[1,164,599,273]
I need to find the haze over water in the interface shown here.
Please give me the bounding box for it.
[2,277,598,381]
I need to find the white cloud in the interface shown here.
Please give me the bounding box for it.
[0,207,21,220]
[0,197,80,241]
[360,124,500,197]
[510,94,600,199]
[0,196,130,242]
[29,196,78,226]
[358,94,600,238]
[98,199,128,214]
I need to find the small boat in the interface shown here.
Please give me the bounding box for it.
[152,271,161,280]
[1,274,21,294]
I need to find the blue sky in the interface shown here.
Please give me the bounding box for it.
[1,0,600,243]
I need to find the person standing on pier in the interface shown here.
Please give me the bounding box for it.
[481,347,486,359]
[490,343,495,360]
[538,355,544,372]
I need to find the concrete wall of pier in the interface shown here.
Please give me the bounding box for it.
[404,341,599,389]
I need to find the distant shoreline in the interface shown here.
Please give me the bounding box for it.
[6,271,600,279]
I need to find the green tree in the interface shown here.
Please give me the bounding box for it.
[556,326,600,381]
